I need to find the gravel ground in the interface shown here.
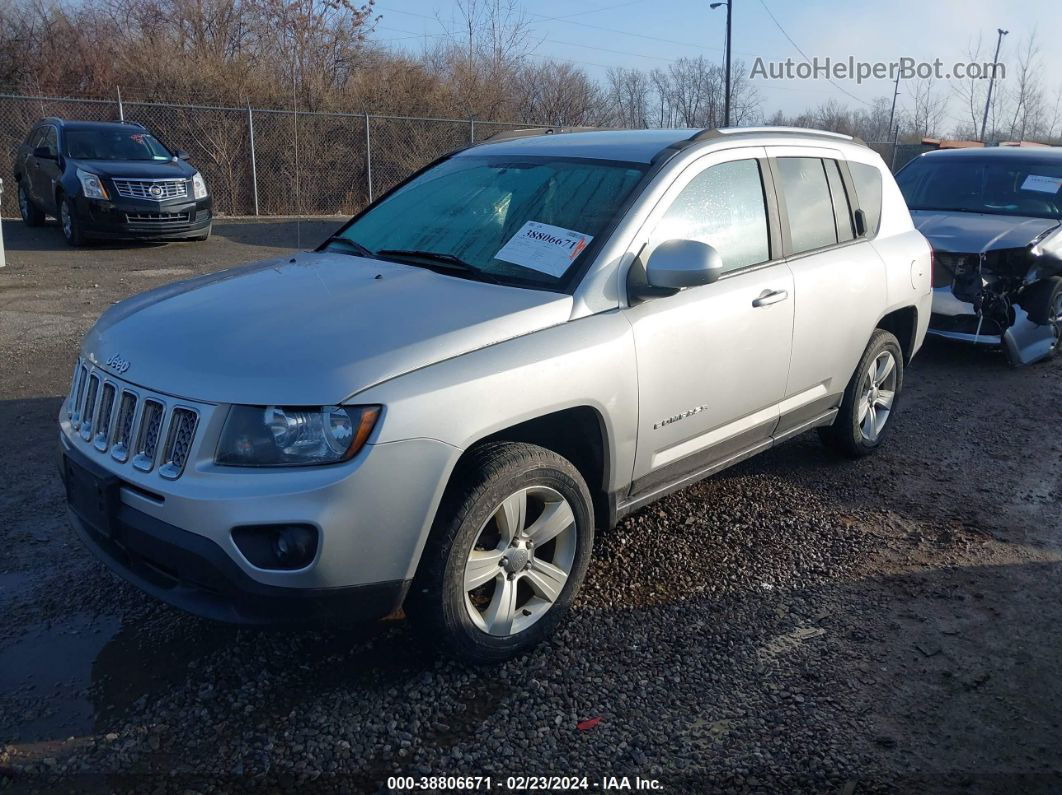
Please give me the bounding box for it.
[1,218,1060,794]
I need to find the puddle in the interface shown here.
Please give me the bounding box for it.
[0,611,237,744]
[0,613,120,743]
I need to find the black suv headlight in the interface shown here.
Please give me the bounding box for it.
[215,405,380,467]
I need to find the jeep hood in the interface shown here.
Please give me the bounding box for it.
[83,251,573,405]
[911,209,1060,254]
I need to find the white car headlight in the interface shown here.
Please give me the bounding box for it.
[192,171,208,200]
[215,405,380,467]
[76,168,108,200]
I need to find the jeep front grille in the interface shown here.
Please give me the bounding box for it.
[112,179,188,200]
[64,358,201,480]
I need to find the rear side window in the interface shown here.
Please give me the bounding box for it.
[776,157,837,254]
[825,160,855,242]
[652,158,770,274]
[39,126,58,157]
[849,162,883,235]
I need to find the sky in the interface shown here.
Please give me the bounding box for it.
[369,0,1062,133]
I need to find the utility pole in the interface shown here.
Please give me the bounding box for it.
[710,0,732,127]
[980,28,1008,143]
[887,72,900,168]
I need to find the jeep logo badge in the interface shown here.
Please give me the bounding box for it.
[106,353,130,374]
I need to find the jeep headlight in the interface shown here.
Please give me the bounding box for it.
[77,168,108,200]
[216,405,380,467]
[191,171,208,200]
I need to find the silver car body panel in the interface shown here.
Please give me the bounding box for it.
[64,128,932,595]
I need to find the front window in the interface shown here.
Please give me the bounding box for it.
[326,154,647,289]
[897,156,1062,220]
[64,129,173,161]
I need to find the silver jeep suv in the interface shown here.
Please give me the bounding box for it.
[59,127,932,662]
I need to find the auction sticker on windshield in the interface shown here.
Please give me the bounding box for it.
[495,221,593,277]
[1020,174,1062,194]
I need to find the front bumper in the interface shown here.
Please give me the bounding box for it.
[61,442,409,625]
[76,194,212,240]
[928,286,1003,344]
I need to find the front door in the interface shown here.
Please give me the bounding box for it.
[625,149,794,497]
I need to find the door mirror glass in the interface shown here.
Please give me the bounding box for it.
[33,146,55,160]
[645,239,724,290]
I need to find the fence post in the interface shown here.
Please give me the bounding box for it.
[116,86,124,121]
[247,104,260,216]
[890,124,900,172]
[364,112,373,204]
[470,117,475,144]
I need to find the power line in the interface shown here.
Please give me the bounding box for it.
[756,0,872,107]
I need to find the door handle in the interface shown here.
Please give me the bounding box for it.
[752,289,789,308]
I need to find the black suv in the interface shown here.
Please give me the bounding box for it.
[13,118,212,246]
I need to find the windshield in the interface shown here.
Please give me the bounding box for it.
[64,129,173,161]
[326,154,647,289]
[896,156,1062,220]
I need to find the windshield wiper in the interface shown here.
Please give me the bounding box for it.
[375,249,501,284]
[322,236,378,259]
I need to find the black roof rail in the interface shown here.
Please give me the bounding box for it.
[119,119,147,128]
[479,126,607,144]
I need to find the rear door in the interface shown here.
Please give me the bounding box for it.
[29,125,61,212]
[766,147,887,435]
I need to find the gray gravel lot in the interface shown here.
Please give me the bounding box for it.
[1,218,1061,794]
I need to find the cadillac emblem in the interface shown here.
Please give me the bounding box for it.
[149,184,164,198]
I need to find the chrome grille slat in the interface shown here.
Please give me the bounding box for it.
[70,364,88,429]
[111,391,138,463]
[112,178,187,200]
[79,374,100,441]
[93,382,117,451]
[159,408,198,479]
[132,399,165,472]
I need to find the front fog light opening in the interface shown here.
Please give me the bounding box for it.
[232,524,319,571]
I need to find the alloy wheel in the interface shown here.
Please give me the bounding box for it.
[858,350,897,443]
[18,186,30,220]
[463,485,577,637]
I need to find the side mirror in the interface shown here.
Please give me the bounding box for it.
[33,146,55,160]
[646,239,724,290]
[174,149,191,161]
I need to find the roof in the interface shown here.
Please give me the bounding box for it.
[36,118,145,131]
[464,126,862,164]
[918,146,1062,162]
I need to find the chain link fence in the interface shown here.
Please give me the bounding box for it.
[866,141,935,173]
[0,93,541,217]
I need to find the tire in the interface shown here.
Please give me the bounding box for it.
[18,182,44,227]
[59,194,87,247]
[1020,277,1062,358]
[407,441,594,664]
[190,224,212,242]
[818,329,904,458]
